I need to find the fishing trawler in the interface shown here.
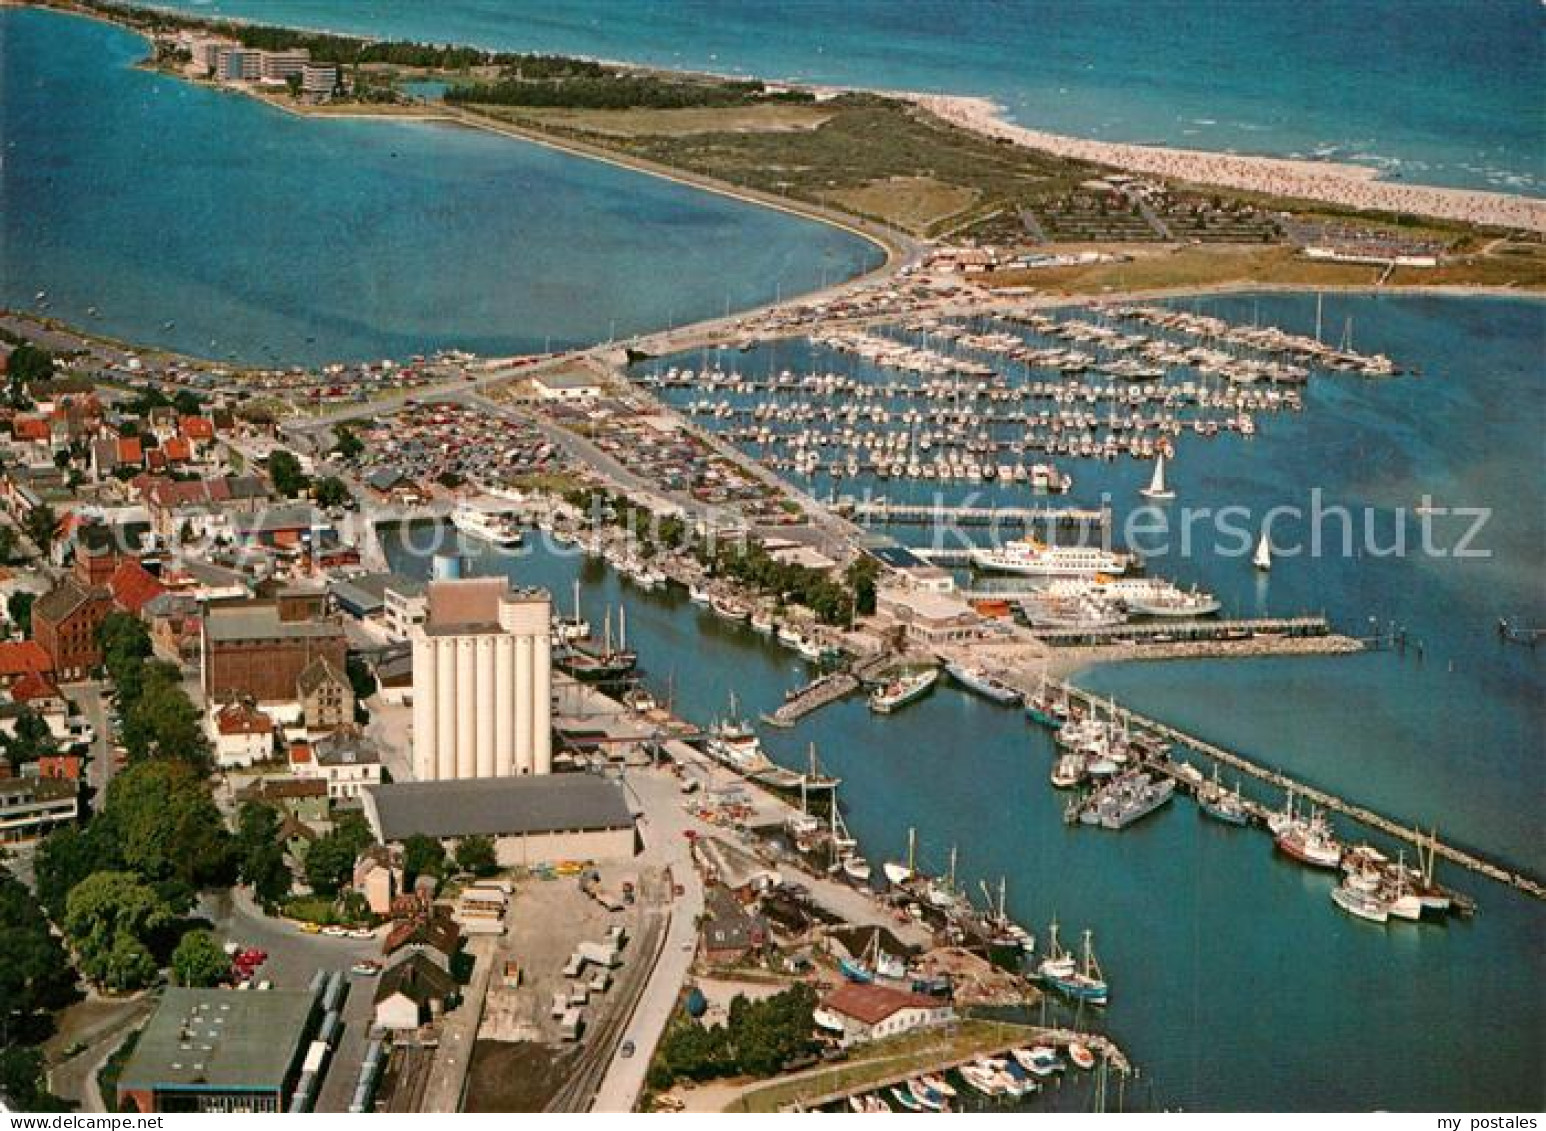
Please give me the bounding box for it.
[703,692,772,774]
[1080,771,1175,830]
[554,606,637,682]
[1274,803,1344,869]
[1037,923,1108,1005]
[1198,767,1250,826]
[868,667,939,714]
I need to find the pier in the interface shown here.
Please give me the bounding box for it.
[840,500,1109,529]
[1030,615,1334,647]
[1047,679,1545,902]
[761,671,860,727]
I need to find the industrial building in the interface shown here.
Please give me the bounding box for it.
[361,775,636,867]
[409,578,552,780]
[115,988,320,1114]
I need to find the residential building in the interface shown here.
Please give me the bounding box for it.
[410,578,552,781]
[260,49,309,81]
[362,775,636,868]
[0,641,53,688]
[296,656,353,732]
[0,775,77,842]
[32,577,113,680]
[207,701,275,769]
[216,47,263,82]
[115,988,320,1114]
[382,576,426,642]
[295,728,382,800]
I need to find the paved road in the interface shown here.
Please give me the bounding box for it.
[417,935,496,1113]
[590,769,705,1113]
[71,682,113,809]
[45,997,153,1113]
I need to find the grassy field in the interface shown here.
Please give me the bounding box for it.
[463,94,1099,239]
[988,243,1546,294]
[721,1020,1037,1113]
[487,103,834,138]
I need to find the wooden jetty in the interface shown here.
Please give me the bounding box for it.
[777,1026,1131,1112]
[1048,679,1545,902]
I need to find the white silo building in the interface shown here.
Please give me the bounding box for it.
[410,578,553,781]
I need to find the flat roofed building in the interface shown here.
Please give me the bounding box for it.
[362,775,636,868]
[116,988,319,1114]
[0,776,77,842]
[410,578,552,780]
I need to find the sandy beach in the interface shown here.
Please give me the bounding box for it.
[912,94,1546,234]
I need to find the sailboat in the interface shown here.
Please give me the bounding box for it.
[1252,530,1272,571]
[1139,453,1175,501]
[883,826,918,888]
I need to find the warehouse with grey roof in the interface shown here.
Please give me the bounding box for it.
[361,774,636,866]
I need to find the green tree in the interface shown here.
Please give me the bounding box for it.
[98,611,152,677]
[62,871,171,992]
[844,555,881,617]
[22,505,58,557]
[0,866,78,1044]
[171,389,203,416]
[170,929,229,987]
[401,835,446,887]
[6,343,54,386]
[2,707,58,768]
[0,1047,70,1112]
[233,803,291,906]
[266,449,309,498]
[7,591,34,635]
[0,524,17,565]
[103,761,230,887]
[34,824,123,922]
[331,425,364,459]
[302,832,357,897]
[453,835,498,877]
[313,476,351,509]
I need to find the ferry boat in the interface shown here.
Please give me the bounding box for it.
[970,539,1129,577]
[944,660,1021,705]
[450,503,523,548]
[1037,924,1108,1005]
[868,668,939,714]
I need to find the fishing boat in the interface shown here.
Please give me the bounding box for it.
[888,1087,923,1112]
[553,579,591,643]
[1067,1042,1097,1071]
[710,593,751,623]
[1139,453,1175,500]
[970,538,1129,577]
[958,1062,1007,1097]
[450,503,523,548]
[1024,676,1069,729]
[1275,807,1344,870]
[883,827,920,888]
[749,608,775,635]
[1012,1046,1064,1077]
[1037,924,1108,1005]
[838,955,874,983]
[703,693,773,774]
[847,1094,890,1113]
[906,1079,947,1112]
[868,667,939,714]
[1081,771,1175,830]
[1331,869,1391,924]
[554,606,637,682]
[841,853,874,886]
[918,1074,956,1099]
[1253,530,1273,571]
[687,583,712,606]
[944,660,1021,705]
[1050,753,1086,789]
[1198,768,1250,826]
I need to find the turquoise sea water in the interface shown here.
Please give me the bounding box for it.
[0,7,881,365]
[389,293,1543,1111]
[147,0,1545,195]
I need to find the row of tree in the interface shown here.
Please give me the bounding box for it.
[648,984,820,1088]
[446,74,808,111]
[0,861,74,1110]
[99,613,211,770]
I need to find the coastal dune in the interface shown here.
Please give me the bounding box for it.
[912,94,1546,234]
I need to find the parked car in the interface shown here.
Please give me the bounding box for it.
[619,1040,636,1059]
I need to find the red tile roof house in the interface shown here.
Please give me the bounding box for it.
[818,983,955,1046]
[0,641,54,690]
[36,754,84,781]
[108,559,167,616]
[31,578,114,682]
[208,701,276,769]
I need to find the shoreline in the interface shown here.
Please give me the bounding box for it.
[41,0,1546,233]
[912,93,1546,235]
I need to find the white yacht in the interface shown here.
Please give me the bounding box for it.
[451,503,522,548]
[970,539,1129,577]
